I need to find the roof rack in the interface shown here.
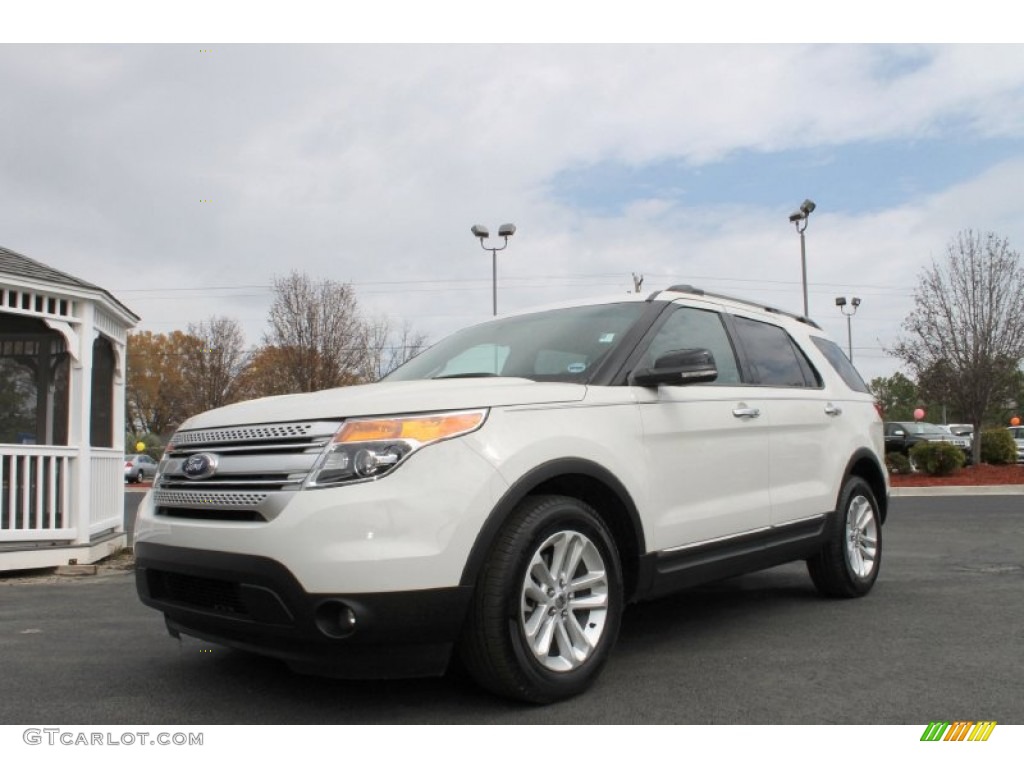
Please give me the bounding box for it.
[649,284,822,330]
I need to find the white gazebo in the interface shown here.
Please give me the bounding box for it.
[1,245,139,571]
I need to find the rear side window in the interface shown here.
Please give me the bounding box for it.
[732,316,821,388]
[811,337,870,393]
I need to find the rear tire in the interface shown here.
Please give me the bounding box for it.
[808,477,882,598]
[459,495,623,703]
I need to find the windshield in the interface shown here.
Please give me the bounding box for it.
[385,302,648,383]
[903,422,947,435]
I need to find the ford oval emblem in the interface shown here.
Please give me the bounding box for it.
[182,453,218,480]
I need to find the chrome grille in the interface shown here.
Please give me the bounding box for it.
[156,419,342,522]
[173,423,316,445]
[154,489,269,508]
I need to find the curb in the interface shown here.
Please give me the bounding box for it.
[891,485,1024,497]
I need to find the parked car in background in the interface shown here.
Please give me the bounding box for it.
[885,421,971,463]
[1008,426,1024,463]
[124,454,159,483]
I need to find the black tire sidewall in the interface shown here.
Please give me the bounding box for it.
[838,478,882,592]
[502,498,623,702]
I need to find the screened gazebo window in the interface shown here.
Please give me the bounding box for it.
[90,336,115,448]
[0,315,70,446]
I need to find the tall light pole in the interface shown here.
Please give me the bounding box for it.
[835,296,861,361]
[788,198,816,317]
[471,223,516,316]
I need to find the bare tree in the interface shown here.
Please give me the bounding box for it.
[264,271,368,392]
[182,316,250,414]
[362,314,429,381]
[891,230,1024,463]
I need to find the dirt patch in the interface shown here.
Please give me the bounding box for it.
[889,463,1024,487]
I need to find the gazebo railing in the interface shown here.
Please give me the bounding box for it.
[89,448,124,535]
[0,446,77,542]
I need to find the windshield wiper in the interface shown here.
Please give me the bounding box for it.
[432,372,500,379]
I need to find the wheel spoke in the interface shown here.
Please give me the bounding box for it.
[568,591,607,610]
[529,610,557,658]
[547,534,571,584]
[570,570,606,591]
[529,551,556,591]
[552,617,577,667]
[565,612,594,658]
[522,604,547,639]
[849,548,863,574]
[852,498,872,531]
[523,578,548,604]
[563,535,585,582]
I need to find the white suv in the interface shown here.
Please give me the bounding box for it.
[135,285,888,703]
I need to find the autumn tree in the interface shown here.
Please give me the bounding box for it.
[231,345,296,400]
[180,316,249,414]
[126,330,195,437]
[891,230,1024,463]
[263,271,369,392]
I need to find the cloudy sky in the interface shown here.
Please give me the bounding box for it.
[3,39,1024,382]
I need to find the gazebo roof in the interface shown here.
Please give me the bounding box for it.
[0,244,139,322]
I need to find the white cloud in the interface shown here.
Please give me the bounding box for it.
[2,43,1024,387]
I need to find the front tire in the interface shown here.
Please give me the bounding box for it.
[808,476,882,598]
[459,495,623,703]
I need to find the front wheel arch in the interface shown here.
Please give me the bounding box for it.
[460,458,644,600]
[841,450,888,524]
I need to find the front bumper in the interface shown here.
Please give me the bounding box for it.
[135,542,472,678]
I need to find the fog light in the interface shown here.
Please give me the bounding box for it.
[314,600,358,639]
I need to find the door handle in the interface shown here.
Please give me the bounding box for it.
[732,407,761,419]
[825,403,843,416]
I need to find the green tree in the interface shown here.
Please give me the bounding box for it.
[892,231,1024,463]
[869,372,919,421]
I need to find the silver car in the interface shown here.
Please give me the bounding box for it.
[124,454,158,483]
[1008,427,1024,464]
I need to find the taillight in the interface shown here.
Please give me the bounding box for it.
[874,402,884,420]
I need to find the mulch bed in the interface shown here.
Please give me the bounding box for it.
[889,463,1024,487]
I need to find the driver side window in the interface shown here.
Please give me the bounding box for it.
[644,306,741,384]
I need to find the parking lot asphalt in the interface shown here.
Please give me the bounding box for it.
[1,494,1022,725]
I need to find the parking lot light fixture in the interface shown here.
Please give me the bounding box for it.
[789,199,816,317]
[835,295,861,361]
[472,223,516,316]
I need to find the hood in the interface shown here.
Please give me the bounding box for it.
[177,378,587,431]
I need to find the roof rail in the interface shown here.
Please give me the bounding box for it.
[659,284,822,330]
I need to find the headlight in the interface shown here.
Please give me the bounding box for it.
[305,409,488,488]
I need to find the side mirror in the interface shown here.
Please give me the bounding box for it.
[631,348,718,387]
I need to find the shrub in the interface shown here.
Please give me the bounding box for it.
[909,441,965,476]
[979,428,1017,465]
[886,452,912,475]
